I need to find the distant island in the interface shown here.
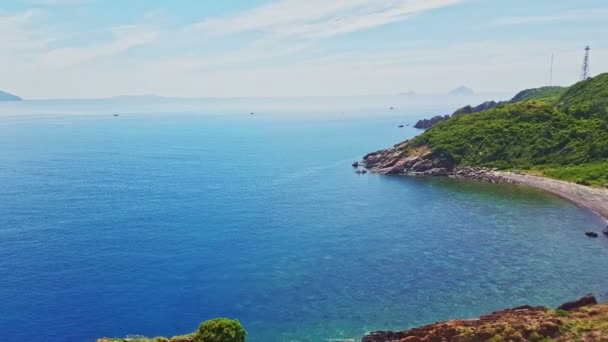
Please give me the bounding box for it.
[0,90,22,101]
[448,85,475,96]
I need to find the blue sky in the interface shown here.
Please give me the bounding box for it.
[1,0,607,98]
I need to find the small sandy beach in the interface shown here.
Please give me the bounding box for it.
[493,171,608,224]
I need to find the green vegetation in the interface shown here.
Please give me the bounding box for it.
[510,86,565,103]
[554,309,572,317]
[418,84,567,129]
[407,73,608,186]
[560,307,608,342]
[193,318,246,342]
[558,74,608,119]
[453,85,565,116]
[537,161,608,186]
[98,318,246,342]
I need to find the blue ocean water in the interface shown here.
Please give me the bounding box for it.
[1,106,607,342]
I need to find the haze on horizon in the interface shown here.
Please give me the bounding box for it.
[1,0,607,99]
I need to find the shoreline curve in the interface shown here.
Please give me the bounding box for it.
[490,171,608,224]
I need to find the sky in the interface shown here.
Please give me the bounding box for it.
[1,0,607,99]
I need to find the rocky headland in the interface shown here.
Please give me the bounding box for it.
[363,295,606,342]
[361,143,608,223]
[362,143,515,183]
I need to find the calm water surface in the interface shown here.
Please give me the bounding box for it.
[1,108,607,342]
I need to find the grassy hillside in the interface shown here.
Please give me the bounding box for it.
[558,73,608,119]
[407,74,608,186]
[510,86,565,103]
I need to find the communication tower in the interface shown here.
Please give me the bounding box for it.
[581,46,590,80]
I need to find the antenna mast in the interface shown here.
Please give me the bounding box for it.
[580,46,590,80]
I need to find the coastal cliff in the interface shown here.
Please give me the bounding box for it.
[363,295,605,342]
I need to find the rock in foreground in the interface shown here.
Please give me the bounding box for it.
[363,296,605,342]
[557,294,598,311]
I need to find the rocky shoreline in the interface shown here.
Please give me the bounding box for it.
[361,143,515,183]
[494,171,608,224]
[363,295,603,342]
[360,143,608,223]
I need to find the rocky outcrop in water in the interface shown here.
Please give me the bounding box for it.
[363,295,603,342]
[361,144,513,183]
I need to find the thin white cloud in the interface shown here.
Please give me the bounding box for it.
[189,0,467,40]
[0,10,53,50]
[1,0,467,80]
[494,8,608,26]
[161,0,469,79]
[36,25,158,68]
[5,0,605,99]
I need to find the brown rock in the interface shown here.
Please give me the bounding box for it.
[557,294,597,311]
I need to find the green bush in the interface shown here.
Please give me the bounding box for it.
[193,318,246,342]
[555,309,571,317]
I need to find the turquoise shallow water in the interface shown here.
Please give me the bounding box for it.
[0,109,607,342]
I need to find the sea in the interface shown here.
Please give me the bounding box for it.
[1,95,607,342]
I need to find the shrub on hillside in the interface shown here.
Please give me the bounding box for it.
[193,318,246,342]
